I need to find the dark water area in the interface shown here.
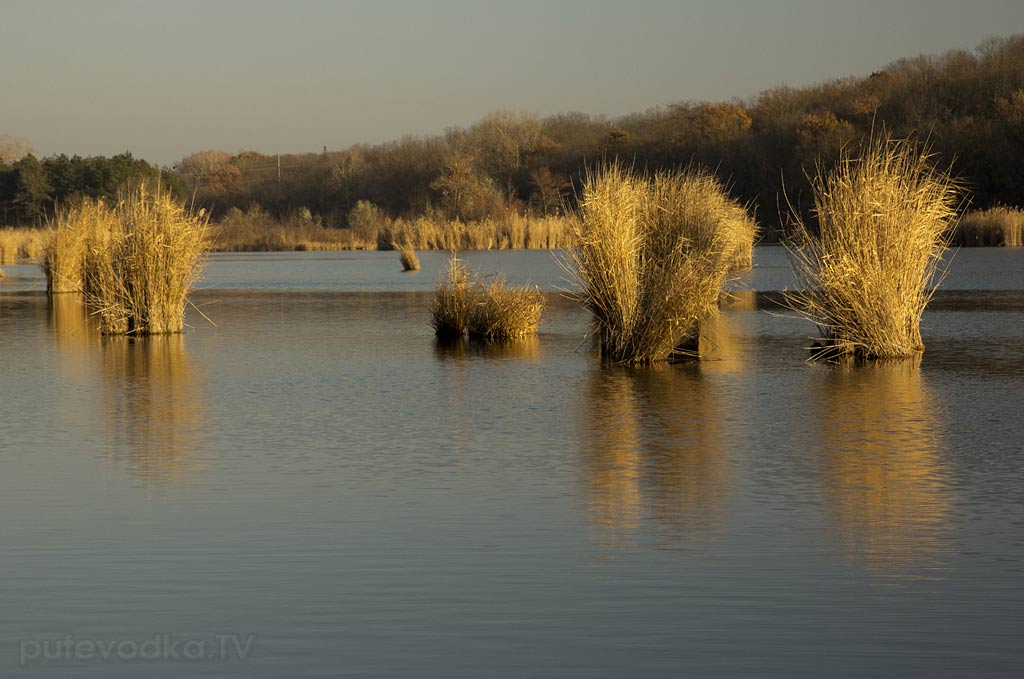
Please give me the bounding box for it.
[0,247,1022,677]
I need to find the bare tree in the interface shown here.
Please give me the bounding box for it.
[0,135,35,164]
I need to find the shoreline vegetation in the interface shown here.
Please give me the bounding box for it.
[1,35,1023,258]
[2,206,1019,265]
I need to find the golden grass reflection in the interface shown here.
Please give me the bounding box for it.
[698,309,747,373]
[100,335,207,486]
[582,366,730,549]
[817,360,951,579]
[49,293,99,358]
[467,335,541,361]
[433,335,541,362]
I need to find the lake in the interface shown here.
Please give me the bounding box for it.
[1,246,1022,677]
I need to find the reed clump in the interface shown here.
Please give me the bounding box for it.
[430,254,544,339]
[42,199,117,293]
[466,277,544,340]
[84,184,209,335]
[566,163,749,364]
[785,134,959,360]
[430,255,473,339]
[396,241,420,271]
[951,205,1023,247]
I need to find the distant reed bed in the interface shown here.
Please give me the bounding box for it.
[565,163,751,364]
[0,227,50,264]
[378,214,574,251]
[785,134,959,360]
[209,206,370,251]
[204,206,575,253]
[951,206,1023,247]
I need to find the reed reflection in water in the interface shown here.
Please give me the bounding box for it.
[100,334,207,485]
[433,335,541,362]
[581,364,732,549]
[49,293,99,361]
[816,360,952,580]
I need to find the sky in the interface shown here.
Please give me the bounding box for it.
[2,0,1023,166]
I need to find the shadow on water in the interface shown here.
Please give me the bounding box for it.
[815,359,952,581]
[99,334,208,487]
[580,363,731,551]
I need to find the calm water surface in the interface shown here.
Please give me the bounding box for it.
[0,247,1022,677]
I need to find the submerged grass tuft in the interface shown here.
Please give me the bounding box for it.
[565,162,749,364]
[785,133,959,360]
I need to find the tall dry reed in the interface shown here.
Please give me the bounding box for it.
[430,254,473,339]
[84,184,208,335]
[566,163,749,364]
[42,199,117,293]
[785,134,959,360]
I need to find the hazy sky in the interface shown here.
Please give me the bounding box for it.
[3,0,1022,166]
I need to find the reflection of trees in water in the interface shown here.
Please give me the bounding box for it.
[817,360,951,579]
[581,365,731,549]
[101,335,207,486]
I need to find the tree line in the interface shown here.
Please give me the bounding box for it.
[0,152,183,225]
[5,35,1024,238]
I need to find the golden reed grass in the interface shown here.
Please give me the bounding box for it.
[785,134,959,360]
[565,163,750,364]
[378,214,574,251]
[951,206,1023,247]
[431,254,544,339]
[204,208,575,253]
[430,254,473,339]
[84,184,209,335]
[396,241,420,271]
[465,276,544,340]
[43,199,118,293]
